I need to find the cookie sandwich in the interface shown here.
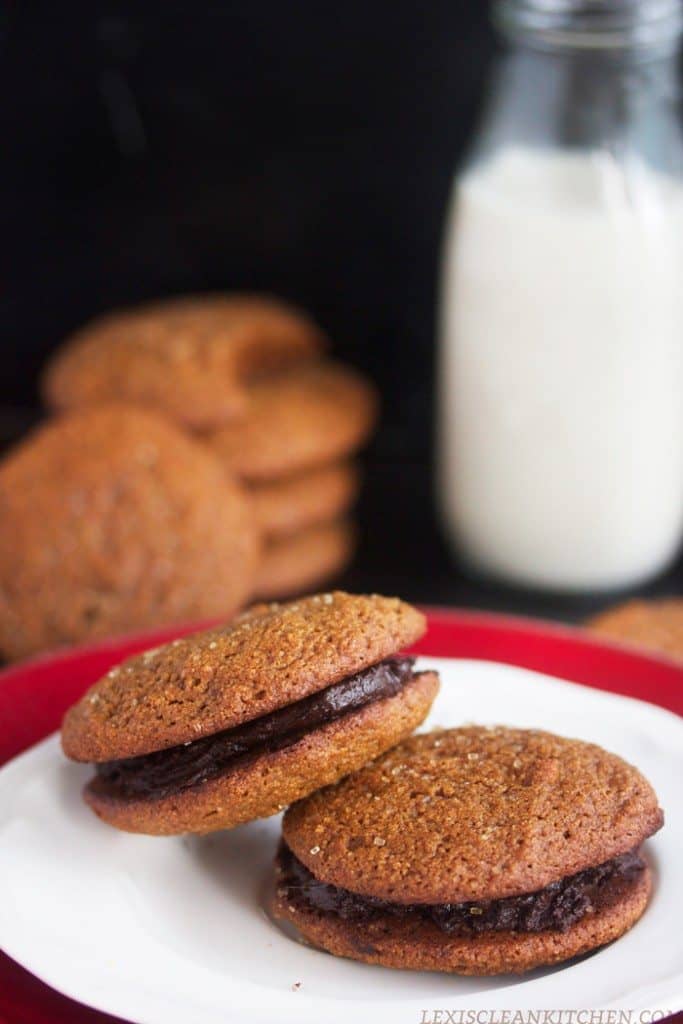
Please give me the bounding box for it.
[62,592,439,835]
[274,726,663,975]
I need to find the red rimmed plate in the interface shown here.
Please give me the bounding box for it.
[0,608,681,1024]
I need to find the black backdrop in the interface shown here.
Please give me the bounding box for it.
[0,1,491,454]
[2,2,680,616]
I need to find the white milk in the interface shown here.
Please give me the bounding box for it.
[438,147,683,591]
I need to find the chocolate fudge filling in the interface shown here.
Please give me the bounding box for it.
[95,656,417,800]
[277,843,646,934]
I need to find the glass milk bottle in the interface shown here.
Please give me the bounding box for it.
[438,0,683,592]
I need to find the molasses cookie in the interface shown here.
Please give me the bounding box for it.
[588,598,683,662]
[275,726,663,975]
[252,462,360,540]
[0,404,259,660]
[254,520,356,600]
[42,294,326,429]
[205,362,377,481]
[62,592,439,835]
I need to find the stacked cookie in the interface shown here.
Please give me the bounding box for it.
[42,294,326,429]
[61,591,664,976]
[0,294,377,661]
[42,293,377,602]
[205,362,376,598]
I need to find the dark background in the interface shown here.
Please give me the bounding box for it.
[1,2,681,620]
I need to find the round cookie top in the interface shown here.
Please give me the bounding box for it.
[61,591,426,762]
[41,294,326,430]
[283,726,663,904]
[0,403,259,662]
[205,362,378,481]
[588,598,683,663]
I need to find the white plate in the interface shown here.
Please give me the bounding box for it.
[0,657,681,1023]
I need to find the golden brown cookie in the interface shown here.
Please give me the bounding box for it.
[254,520,356,600]
[588,598,683,662]
[41,294,326,430]
[205,362,378,481]
[0,404,259,661]
[274,726,663,974]
[61,592,438,834]
[251,462,360,540]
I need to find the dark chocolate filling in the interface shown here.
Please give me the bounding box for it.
[95,656,417,800]
[277,843,646,934]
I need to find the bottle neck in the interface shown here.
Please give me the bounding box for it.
[468,42,681,168]
[493,0,683,59]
